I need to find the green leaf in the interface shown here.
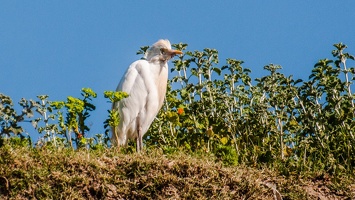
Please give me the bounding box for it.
[212,67,221,75]
[104,91,129,103]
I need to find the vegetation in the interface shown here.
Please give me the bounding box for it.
[1,42,355,199]
[0,143,353,199]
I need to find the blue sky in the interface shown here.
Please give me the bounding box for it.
[1,1,355,140]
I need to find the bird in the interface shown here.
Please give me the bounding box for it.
[111,39,183,152]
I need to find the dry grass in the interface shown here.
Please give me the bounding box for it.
[0,145,353,200]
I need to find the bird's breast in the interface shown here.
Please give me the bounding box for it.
[155,65,169,108]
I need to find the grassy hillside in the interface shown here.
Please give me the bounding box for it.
[0,143,353,200]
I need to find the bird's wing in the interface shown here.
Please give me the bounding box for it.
[115,60,157,122]
[117,60,153,95]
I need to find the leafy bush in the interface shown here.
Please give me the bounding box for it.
[145,42,355,174]
[0,89,128,149]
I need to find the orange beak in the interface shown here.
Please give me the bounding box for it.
[167,49,183,56]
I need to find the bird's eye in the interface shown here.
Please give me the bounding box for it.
[160,48,166,55]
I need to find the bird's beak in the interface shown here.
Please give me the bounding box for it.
[167,49,183,56]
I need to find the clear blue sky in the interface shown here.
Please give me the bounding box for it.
[1,1,355,140]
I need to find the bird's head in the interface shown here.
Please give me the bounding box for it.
[144,39,183,62]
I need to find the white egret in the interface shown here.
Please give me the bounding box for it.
[111,39,183,152]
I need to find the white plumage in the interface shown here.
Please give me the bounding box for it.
[111,39,183,152]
